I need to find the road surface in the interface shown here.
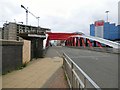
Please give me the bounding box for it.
[47,46,118,88]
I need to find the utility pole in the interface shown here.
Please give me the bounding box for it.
[105,11,109,22]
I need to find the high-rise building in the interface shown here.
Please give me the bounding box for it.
[90,20,120,40]
[94,20,104,38]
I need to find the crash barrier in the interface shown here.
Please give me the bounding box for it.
[63,52,101,89]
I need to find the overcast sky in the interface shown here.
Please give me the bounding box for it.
[0,0,119,35]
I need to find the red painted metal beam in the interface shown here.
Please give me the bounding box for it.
[78,38,80,46]
[46,32,82,40]
[81,38,86,48]
[96,41,103,48]
[86,38,93,48]
[74,37,76,46]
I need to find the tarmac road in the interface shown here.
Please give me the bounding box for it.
[49,46,119,88]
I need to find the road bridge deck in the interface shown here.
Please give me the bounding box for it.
[2,46,119,88]
[51,46,118,88]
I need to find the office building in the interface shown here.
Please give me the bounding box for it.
[90,20,120,40]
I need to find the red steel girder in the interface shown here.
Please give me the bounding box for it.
[46,32,82,40]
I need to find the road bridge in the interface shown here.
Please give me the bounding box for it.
[46,32,120,49]
[17,28,119,88]
[48,46,118,88]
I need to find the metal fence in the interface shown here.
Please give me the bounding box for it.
[63,52,101,90]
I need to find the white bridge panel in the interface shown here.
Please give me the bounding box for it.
[71,35,120,49]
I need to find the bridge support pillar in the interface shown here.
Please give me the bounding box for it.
[37,39,44,58]
[81,38,86,48]
[80,38,82,46]
[74,37,76,46]
[86,38,88,47]
[78,38,80,46]
[31,38,44,59]
[72,37,74,46]
[70,37,72,46]
[76,37,78,46]
[94,41,96,47]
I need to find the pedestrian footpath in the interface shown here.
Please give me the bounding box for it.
[2,57,68,88]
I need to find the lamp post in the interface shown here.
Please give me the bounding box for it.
[105,11,109,22]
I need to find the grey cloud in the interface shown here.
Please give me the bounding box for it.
[0,0,119,35]
[0,0,23,26]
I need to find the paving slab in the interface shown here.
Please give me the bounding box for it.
[2,57,63,88]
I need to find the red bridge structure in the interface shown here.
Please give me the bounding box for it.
[45,32,119,49]
[46,32,103,48]
[46,32,82,40]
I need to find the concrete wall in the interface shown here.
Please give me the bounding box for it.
[3,23,17,40]
[8,23,17,40]
[0,40,23,74]
[3,24,9,40]
[0,28,2,39]
[0,40,1,89]
[22,40,31,64]
[31,38,44,59]
[37,39,44,58]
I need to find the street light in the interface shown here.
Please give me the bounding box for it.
[105,11,109,22]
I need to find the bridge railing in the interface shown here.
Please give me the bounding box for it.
[63,52,101,89]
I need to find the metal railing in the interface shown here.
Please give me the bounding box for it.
[63,52,101,89]
[79,35,120,49]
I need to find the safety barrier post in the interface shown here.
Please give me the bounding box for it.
[63,53,101,89]
[71,62,74,89]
